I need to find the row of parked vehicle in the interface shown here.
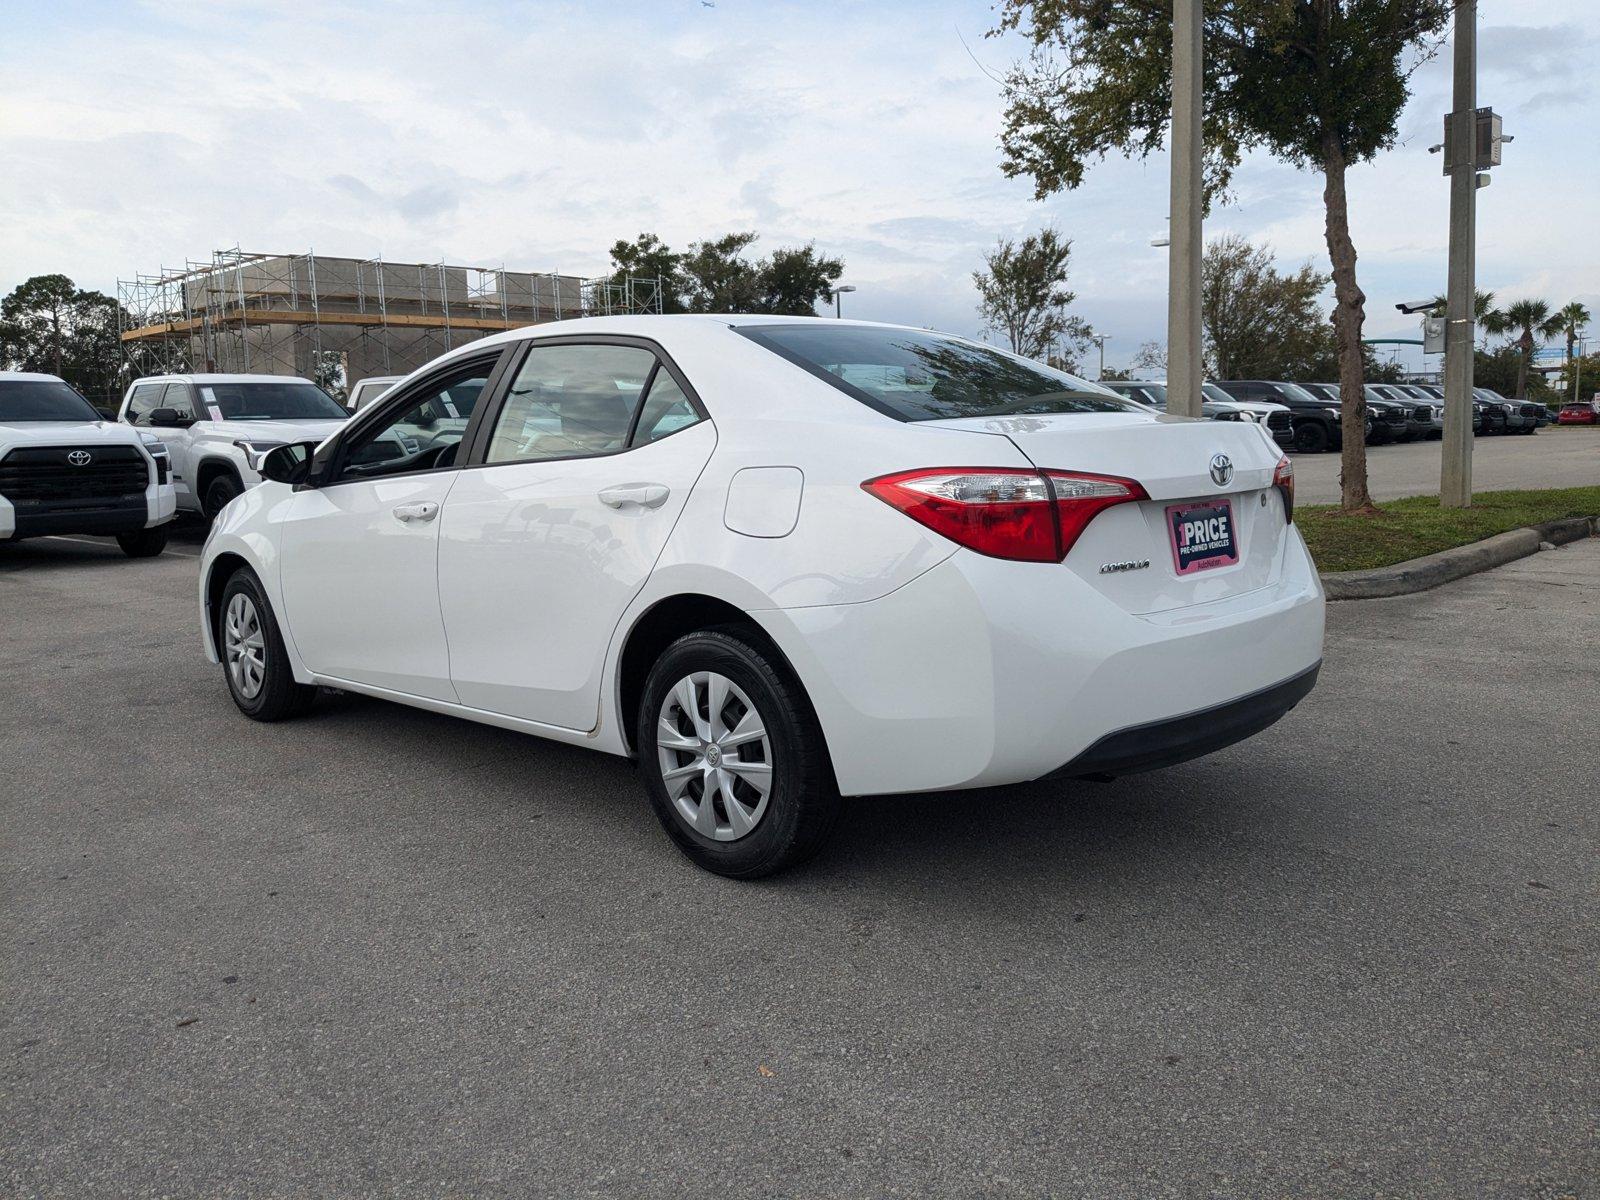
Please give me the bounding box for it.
[1099,378,1556,454]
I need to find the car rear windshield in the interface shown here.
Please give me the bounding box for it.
[200,382,348,421]
[0,380,102,422]
[737,325,1138,422]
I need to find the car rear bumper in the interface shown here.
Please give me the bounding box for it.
[759,524,1326,796]
[1044,661,1320,780]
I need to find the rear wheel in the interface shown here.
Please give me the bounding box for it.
[1294,419,1331,453]
[116,527,167,558]
[637,629,841,879]
[219,568,316,721]
[203,473,243,522]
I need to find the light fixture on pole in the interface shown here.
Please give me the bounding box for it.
[1092,334,1111,380]
[830,285,857,318]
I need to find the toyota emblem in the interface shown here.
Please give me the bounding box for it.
[1209,453,1233,487]
[66,450,93,467]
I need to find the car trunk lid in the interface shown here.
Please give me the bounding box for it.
[926,412,1292,614]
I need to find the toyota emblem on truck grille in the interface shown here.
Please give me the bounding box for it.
[66,450,93,466]
[1209,453,1233,487]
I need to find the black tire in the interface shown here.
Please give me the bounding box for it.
[637,628,841,879]
[115,527,167,558]
[1294,419,1332,454]
[203,472,243,522]
[218,567,316,722]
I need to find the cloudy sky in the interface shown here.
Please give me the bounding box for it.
[2,0,1596,374]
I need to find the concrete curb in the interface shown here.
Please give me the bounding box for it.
[1321,515,1599,601]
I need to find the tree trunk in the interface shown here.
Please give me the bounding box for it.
[1320,134,1376,513]
[51,307,62,377]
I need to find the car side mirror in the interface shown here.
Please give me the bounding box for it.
[149,407,196,428]
[260,442,317,487]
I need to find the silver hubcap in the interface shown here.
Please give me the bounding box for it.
[224,593,267,700]
[656,671,773,842]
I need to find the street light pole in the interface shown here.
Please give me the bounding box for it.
[1166,0,1204,418]
[1440,0,1476,508]
[830,285,857,318]
[1092,334,1110,380]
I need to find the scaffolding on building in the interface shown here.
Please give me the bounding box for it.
[117,248,664,394]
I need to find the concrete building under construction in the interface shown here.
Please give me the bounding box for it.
[118,248,664,393]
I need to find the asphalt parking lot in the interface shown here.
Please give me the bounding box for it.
[1294,424,1599,505]
[3,529,1596,1198]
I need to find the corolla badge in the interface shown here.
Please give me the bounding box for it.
[1209,452,1233,487]
[67,450,93,467]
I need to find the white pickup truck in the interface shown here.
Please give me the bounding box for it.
[1,372,176,556]
[118,374,354,519]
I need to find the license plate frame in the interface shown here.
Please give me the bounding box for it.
[1167,499,1239,575]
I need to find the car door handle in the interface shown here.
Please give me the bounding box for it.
[393,501,439,524]
[598,483,669,509]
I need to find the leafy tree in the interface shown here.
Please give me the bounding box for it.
[1474,344,1554,403]
[1200,234,1335,380]
[1481,298,1564,399]
[678,232,766,313]
[0,274,127,405]
[1556,351,1600,404]
[608,232,844,316]
[991,0,1452,512]
[760,244,845,316]
[604,233,686,313]
[1098,365,1132,381]
[972,228,1094,364]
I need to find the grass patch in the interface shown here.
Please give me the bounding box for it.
[1298,486,1600,573]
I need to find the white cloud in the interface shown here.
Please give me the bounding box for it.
[0,0,1595,374]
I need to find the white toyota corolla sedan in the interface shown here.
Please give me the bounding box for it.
[199,316,1324,877]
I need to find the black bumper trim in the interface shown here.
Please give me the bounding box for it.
[7,503,151,540]
[1048,661,1322,781]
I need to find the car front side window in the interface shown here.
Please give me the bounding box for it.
[337,362,495,482]
[160,382,197,420]
[125,383,162,424]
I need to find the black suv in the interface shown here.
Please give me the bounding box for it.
[1214,381,1350,452]
[1297,383,1395,444]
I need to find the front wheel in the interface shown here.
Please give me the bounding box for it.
[1294,420,1331,454]
[203,473,243,522]
[637,629,841,879]
[219,568,316,721]
[116,527,167,558]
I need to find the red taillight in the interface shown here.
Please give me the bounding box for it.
[861,468,1146,562]
[1043,470,1151,554]
[1273,455,1295,524]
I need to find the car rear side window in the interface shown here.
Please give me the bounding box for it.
[485,344,658,463]
[737,325,1138,422]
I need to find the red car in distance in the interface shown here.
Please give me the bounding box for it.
[1557,400,1599,425]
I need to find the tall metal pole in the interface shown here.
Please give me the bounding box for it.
[1440,0,1476,507]
[1167,0,1204,418]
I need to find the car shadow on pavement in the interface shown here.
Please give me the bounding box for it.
[303,686,1265,892]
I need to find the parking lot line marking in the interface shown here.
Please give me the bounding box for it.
[39,535,199,557]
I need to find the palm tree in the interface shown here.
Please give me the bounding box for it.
[1558,300,1592,358]
[1482,298,1564,398]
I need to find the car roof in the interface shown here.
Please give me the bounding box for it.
[0,371,68,382]
[131,373,320,384]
